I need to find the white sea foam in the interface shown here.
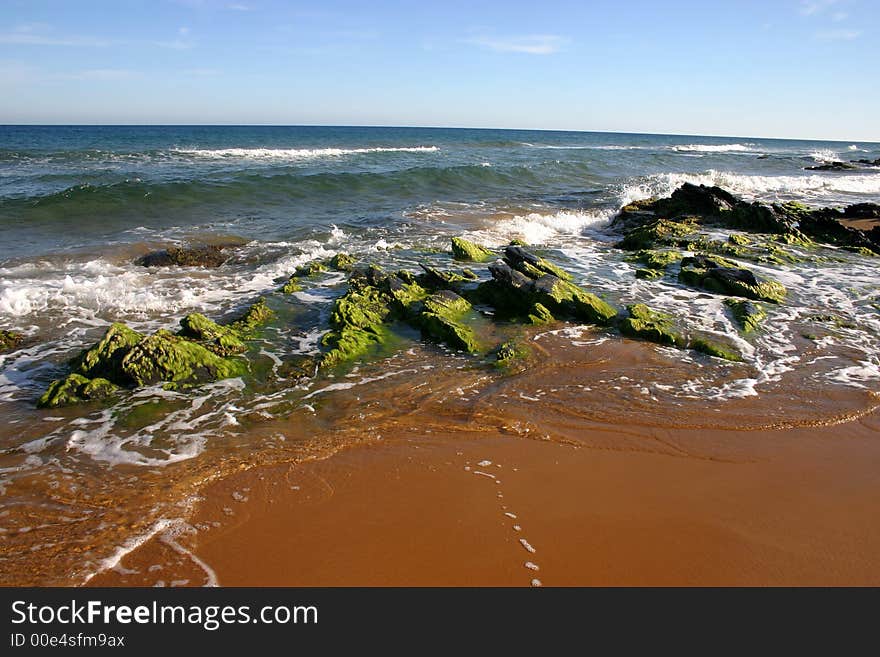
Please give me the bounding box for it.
[619,170,880,207]
[810,149,839,163]
[473,208,614,246]
[172,146,439,160]
[671,143,755,153]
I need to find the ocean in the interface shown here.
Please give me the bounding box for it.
[1,125,879,584]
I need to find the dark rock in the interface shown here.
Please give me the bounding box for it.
[843,203,880,220]
[0,329,24,353]
[805,161,857,171]
[137,245,228,268]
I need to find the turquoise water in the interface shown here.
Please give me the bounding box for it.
[1,126,880,584]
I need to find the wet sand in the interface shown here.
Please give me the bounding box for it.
[90,408,880,587]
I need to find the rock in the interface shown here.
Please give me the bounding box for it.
[503,246,573,281]
[689,337,742,362]
[633,249,681,269]
[527,303,555,325]
[230,297,274,333]
[617,218,698,250]
[277,355,318,382]
[532,275,618,325]
[120,330,247,387]
[451,237,494,262]
[494,340,529,370]
[0,329,24,353]
[321,283,393,368]
[386,275,429,316]
[679,256,786,304]
[329,253,357,272]
[619,304,684,347]
[724,299,766,333]
[635,269,663,280]
[728,233,750,246]
[843,203,880,219]
[418,263,476,290]
[38,373,118,408]
[137,245,228,268]
[418,291,481,353]
[178,313,247,356]
[280,276,302,293]
[72,322,143,383]
[850,158,880,167]
[805,161,858,171]
[652,182,738,217]
[509,238,529,247]
[294,260,328,277]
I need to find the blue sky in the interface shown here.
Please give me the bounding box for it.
[1,0,877,140]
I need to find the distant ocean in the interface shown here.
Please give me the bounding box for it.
[2,125,880,584]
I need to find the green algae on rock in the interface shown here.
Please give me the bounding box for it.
[617,218,697,250]
[493,340,530,370]
[724,299,767,333]
[678,256,786,304]
[294,260,328,277]
[527,302,555,325]
[38,373,119,408]
[689,337,742,362]
[451,236,494,262]
[178,313,247,356]
[619,304,684,347]
[72,322,144,382]
[504,245,573,281]
[0,329,24,353]
[230,297,274,333]
[329,252,357,272]
[418,290,482,353]
[120,330,247,388]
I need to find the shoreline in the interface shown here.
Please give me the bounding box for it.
[88,407,880,587]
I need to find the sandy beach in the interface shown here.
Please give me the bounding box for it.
[88,344,880,587]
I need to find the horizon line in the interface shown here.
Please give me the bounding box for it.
[0,123,877,145]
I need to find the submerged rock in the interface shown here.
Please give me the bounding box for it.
[137,245,228,268]
[418,290,482,353]
[805,161,857,171]
[294,260,328,277]
[618,218,697,250]
[230,297,274,333]
[329,253,357,272]
[494,340,530,370]
[451,237,494,262]
[689,337,742,362]
[321,282,393,368]
[0,329,25,353]
[724,299,766,333]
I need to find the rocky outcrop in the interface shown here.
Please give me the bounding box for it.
[38,297,273,408]
[0,329,25,354]
[451,237,494,262]
[137,245,229,268]
[678,255,786,303]
[724,299,766,333]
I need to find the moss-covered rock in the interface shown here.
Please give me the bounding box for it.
[137,245,228,268]
[329,252,357,272]
[494,340,530,370]
[418,291,481,353]
[619,304,684,347]
[280,276,302,293]
[635,268,663,280]
[418,264,477,291]
[504,245,573,281]
[120,330,247,387]
[38,373,119,408]
[728,233,750,246]
[72,323,143,382]
[230,297,274,333]
[679,256,786,304]
[0,329,24,353]
[527,302,555,325]
[532,276,618,325]
[689,337,742,362]
[178,313,247,356]
[724,299,766,333]
[451,237,494,262]
[634,249,681,269]
[294,260,328,277]
[617,218,698,250]
[321,284,394,368]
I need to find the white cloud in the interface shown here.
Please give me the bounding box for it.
[816,28,861,40]
[0,32,114,47]
[467,34,567,55]
[800,0,840,16]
